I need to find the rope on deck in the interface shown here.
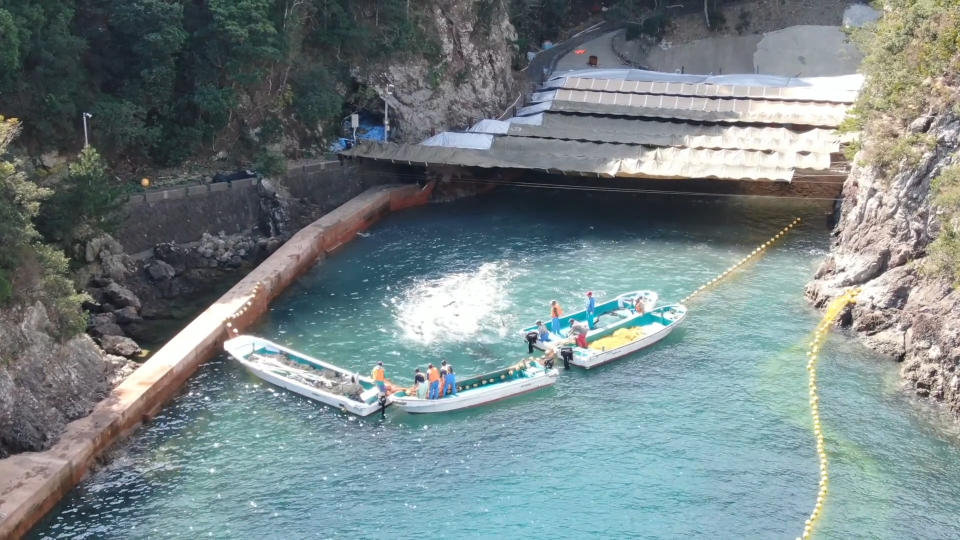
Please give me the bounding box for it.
[680,217,801,304]
[797,287,861,540]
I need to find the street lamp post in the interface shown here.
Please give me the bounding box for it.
[383,84,394,142]
[82,112,93,147]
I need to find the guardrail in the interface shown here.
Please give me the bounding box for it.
[124,160,345,207]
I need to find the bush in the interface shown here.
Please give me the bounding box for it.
[254,149,286,178]
[929,165,960,283]
[735,9,751,35]
[0,117,86,339]
[846,1,960,171]
[642,14,668,40]
[36,146,123,249]
[707,9,726,32]
[0,268,11,304]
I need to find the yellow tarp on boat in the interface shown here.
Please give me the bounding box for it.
[589,327,643,351]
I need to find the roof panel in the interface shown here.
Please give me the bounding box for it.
[561,76,859,104]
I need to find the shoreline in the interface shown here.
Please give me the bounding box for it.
[0,182,434,539]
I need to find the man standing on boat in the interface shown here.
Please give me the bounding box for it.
[550,300,563,336]
[568,318,589,348]
[585,291,596,329]
[372,362,387,394]
[427,363,441,399]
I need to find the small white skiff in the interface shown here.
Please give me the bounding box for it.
[390,360,559,414]
[224,335,386,416]
[562,304,687,369]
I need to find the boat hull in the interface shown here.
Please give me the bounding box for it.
[392,370,559,413]
[571,305,687,369]
[224,335,384,416]
[519,290,658,349]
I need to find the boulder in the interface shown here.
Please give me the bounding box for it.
[90,312,116,326]
[146,260,176,281]
[84,234,124,264]
[103,282,142,311]
[89,276,113,288]
[88,312,125,338]
[113,306,142,325]
[99,335,142,358]
[100,253,133,282]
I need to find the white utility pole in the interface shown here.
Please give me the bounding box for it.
[350,113,359,145]
[82,112,93,147]
[383,84,394,142]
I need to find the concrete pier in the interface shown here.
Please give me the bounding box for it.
[0,182,434,539]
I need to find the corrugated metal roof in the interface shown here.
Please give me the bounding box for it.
[551,88,848,127]
[345,139,815,182]
[345,69,856,183]
[507,114,841,153]
[561,77,859,104]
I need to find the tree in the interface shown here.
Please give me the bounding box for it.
[0,116,86,336]
[0,117,50,301]
[36,146,122,248]
[0,0,88,151]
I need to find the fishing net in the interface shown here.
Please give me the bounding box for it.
[588,327,644,351]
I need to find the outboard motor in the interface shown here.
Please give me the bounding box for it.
[525,331,539,353]
[378,393,388,418]
[560,346,574,370]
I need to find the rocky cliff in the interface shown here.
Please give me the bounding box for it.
[354,0,518,142]
[0,302,132,458]
[806,113,960,417]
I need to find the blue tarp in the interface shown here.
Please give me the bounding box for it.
[330,123,386,152]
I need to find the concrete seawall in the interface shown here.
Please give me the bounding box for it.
[0,182,434,539]
[117,160,372,253]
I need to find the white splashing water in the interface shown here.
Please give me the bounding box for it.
[394,262,515,344]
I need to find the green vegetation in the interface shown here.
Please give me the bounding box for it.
[845,0,960,170]
[508,0,574,65]
[0,117,87,337]
[846,1,960,281]
[0,0,442,168]
[930,165,960,283]
[36,146,123,248]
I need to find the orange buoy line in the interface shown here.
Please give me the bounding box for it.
[680,217,801,304]
[797,287,861,540]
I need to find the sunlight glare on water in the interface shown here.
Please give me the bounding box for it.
[29,189,960,540]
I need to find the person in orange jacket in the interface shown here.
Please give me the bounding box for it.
[427,363,441,399]
[550,300,563,336]
[371,361,386,394]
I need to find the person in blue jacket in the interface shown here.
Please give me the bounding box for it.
[585,291,596,329]
[444,366,457,396]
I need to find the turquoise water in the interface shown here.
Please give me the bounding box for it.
[31,190,960,539]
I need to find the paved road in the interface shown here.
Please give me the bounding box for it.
[497,21,621,119]
[552,30,626,74]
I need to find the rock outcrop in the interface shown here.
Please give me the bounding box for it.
[806,113,960,417]
[354,0,518,142]
[0,302,133,458]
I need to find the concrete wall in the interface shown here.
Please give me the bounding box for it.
[0,182,435,539]
[116,161,375,254]
[120,179,261,253]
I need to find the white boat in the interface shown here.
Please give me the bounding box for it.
[390,360,559,414]
[563,304,687,369]
[223,335,386,416]
[519,290,658,349]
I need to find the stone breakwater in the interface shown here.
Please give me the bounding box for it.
[806,113,960,419]
[0,182,434,539]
